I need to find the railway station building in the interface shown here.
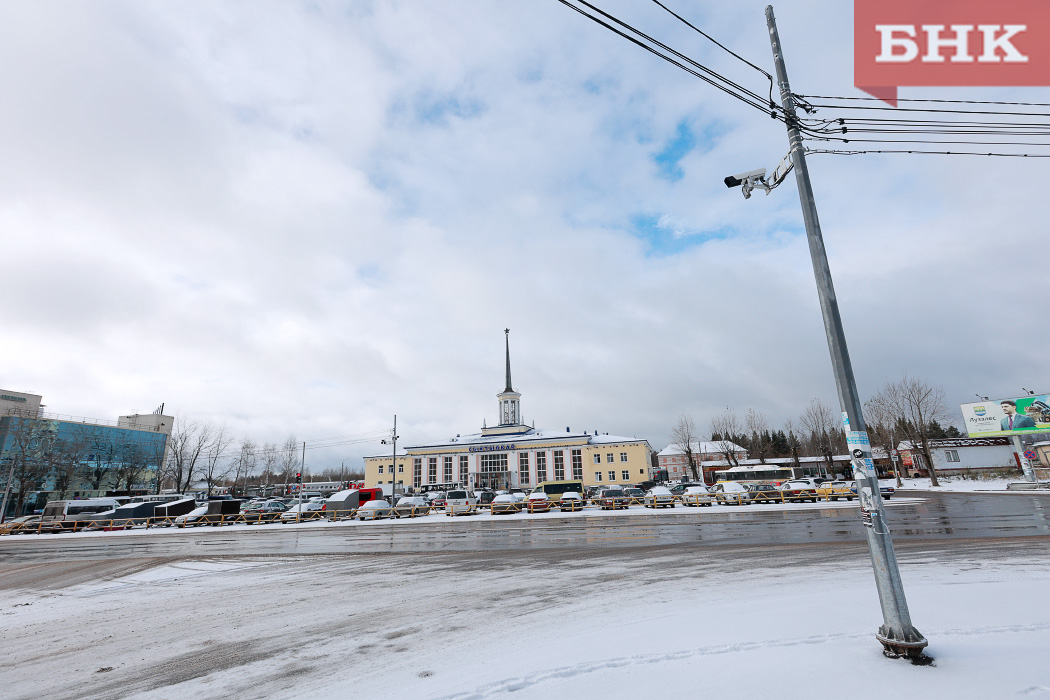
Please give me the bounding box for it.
[363,333,653,494]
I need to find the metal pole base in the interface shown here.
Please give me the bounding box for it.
[877,627,930,662]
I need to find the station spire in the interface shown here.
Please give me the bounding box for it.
[504,328,513,392]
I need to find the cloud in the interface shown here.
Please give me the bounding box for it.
[0,0,1046,471]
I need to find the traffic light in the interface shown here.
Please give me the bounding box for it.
[295,472,302,484]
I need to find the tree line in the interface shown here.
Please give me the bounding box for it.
[671,374,958,485]
[161,418,365,495]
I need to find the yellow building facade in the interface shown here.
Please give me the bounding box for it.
[364,332,652,494]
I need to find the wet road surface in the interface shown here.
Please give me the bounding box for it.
[2,491,1047,563]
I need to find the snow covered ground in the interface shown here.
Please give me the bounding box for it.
[898,476,1036,492]
[2,537,1048,700]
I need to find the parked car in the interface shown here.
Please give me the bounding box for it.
[40,498,126,531]
[593,487,629,510]
[643,486,675,508]
[393,496,432,518]
[526,492,552,513]
[668,482,708,497]
[281,500,326,522]
[444,489,478,515]
[242,500,288,523]
[0,515,42,534]
[681,485,714,506]
[713,482,752,505]
[815,481,854,501]
[357,500,393,520]
[622,487,646,504]
[745,483,783,504]
[848,480,895,500]
[559,491,585,511]
[778,480,820,503]
[427,492,448,509]
[475,490,498,505]
[175,505,210,528]
[491,494,522,514]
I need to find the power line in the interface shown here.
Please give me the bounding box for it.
[555,0,778,117]
[797,94,1050,109]
[806,148,1050,158]
[646,0,772,81]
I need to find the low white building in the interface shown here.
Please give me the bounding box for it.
[657,441,748,482]
[898,437,1018,477]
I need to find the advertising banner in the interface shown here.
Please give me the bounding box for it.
[960,395,1050,437]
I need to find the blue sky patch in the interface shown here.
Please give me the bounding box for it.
[629,214,731,256]
[653,121,695,181]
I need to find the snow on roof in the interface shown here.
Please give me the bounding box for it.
[404,428,649,451]
[658,441,746,456]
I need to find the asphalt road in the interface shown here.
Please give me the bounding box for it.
[2,491,1047,564]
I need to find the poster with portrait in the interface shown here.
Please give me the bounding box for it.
[960,395,1050,437]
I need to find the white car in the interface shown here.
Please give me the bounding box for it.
[714,482,751,505]
[393,496,432,518]
[357,500,393,521]
[280,501,325,522]
[444,489,478,515]
[490,494,522,514]
[643,486,675,508]
[681,485,714,507]
[526,492,552,512]
[175,505,210,528]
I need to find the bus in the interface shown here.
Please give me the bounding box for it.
[713,465,794,485]
[531,480,585,503]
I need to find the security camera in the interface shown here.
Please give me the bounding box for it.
[724,168,767,188]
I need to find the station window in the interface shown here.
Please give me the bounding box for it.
[428,457,438,483]
[571,449,583,480]
[608,470,615,482]
[519,452,530,486]
[606,453,614,463]
[595,471,602,482]
[444,456,453,482]
[459,455,469,484]
[378,465,384,474]
[621,470,630,481]
[398,463,404,473]
[554,450,565,481]
[593,453,601,465]
[945,449,960,463]
[536,452,547,482]
[413,458,422,488]
[620,452,628,462]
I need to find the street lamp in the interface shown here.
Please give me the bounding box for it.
[380,415,398,502]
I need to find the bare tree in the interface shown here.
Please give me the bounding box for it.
[234,438,258,495]
[260,442,279,486]
[278,436,299,483]
[867,375,951,487]
[864,393,903,487]
[744,408,772,463]
[670,414,700,480]
[164,417,214,493]
[710,408,744,467]
[0,416,51,518]
[53,425,92,499]
[799,398,839,476]
[200,424,234,496]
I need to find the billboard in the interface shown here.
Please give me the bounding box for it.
[960,395,1050,438]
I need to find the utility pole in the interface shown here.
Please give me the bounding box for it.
[390,415,398,501]
[765,5,928,660]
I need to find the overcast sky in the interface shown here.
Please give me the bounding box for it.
[1,1,1046,470]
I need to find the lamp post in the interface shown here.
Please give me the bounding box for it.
[381,416,399,502]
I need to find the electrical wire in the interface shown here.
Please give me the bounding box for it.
[648,0,776,108]
[555,0,778,117]
[807,148,1050,158]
